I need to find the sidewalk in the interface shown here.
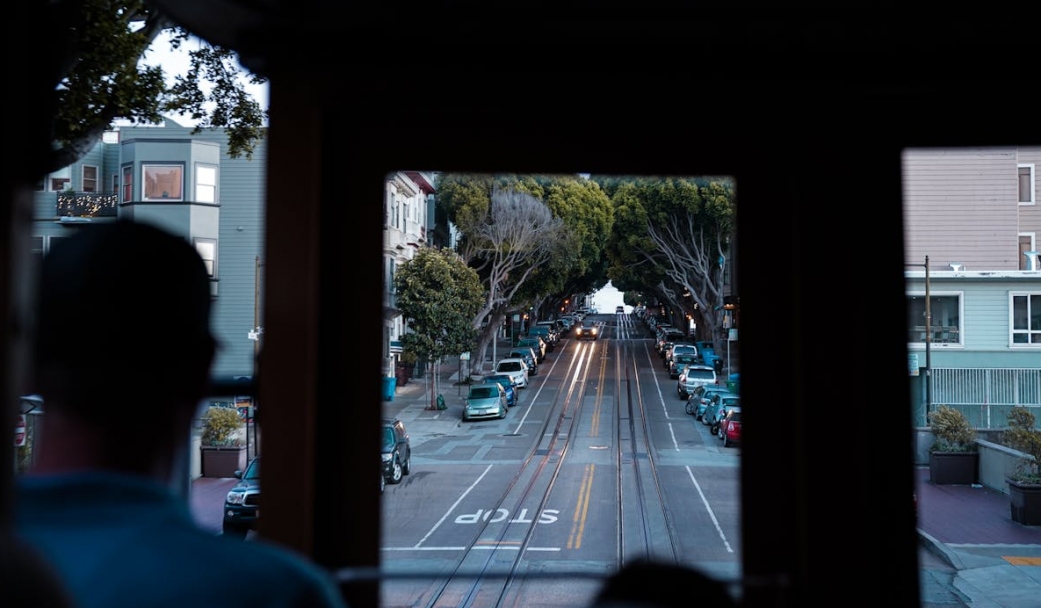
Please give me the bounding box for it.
[914,466,1041,607]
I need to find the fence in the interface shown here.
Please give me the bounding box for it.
[915,368,1041,430]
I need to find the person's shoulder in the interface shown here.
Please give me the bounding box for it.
[211,538,349,607]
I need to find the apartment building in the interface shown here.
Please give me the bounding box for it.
[902,147,1041,427]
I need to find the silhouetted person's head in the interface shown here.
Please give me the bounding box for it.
[32,220,216,475]
[590,558,738,608]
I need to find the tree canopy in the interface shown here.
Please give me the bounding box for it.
[599,175,736,340]
[41,0,267,175]
[393,246,484,406]
[393,246,484,363]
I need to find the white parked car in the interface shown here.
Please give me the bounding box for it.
[494,357,530,388]
[677,364,718,399]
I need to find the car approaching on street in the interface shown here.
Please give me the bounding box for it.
[382,417,411,485]
[223,455,260,538]
[616,305,625,313]
[575,324,599,340]
[463,383,509,421]
[483,373,518,407]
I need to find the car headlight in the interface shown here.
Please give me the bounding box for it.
[381,453,393,463]
[226,490,247,505]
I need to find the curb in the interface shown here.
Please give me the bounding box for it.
[917,528,965,570]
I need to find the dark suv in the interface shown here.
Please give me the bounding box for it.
[223,455,260,538]
[382,418,411,485]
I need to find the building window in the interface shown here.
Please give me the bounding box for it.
[142,164,184,201]
[1019,164,1035,205]
[111,174,119,195]
[1011,292,1041,345]
[194,239,217,278]
[1021,234,1038,270]
[196,164,217,203]
[906,292,962,345]
[82,166,98,193]
[122,166,133,202]
[51,178,70,192]
[31,236,67,264]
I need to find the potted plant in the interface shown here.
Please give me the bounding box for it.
[200,405,246,478]
[1003,406,1041,525]
[927,405,978,485]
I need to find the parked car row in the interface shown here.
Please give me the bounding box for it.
[632,308,742,449]
[223,414,417,538]
[483,316,573,422]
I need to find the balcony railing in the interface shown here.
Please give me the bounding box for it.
[57,191,118,218]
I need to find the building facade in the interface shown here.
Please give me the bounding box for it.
[382,171,441,381]
[903,147,1041,427]
[31,118,267,382]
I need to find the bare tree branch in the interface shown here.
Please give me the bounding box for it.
[464,187,565,372]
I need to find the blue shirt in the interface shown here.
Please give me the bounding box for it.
[15,472,349,608]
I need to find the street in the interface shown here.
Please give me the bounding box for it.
[378,313,746,606]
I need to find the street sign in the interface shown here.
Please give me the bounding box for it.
[460,352,471,361]
[14,414,26,447]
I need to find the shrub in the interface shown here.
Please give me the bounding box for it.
[202,405,244,447]
[1005,406,1041,484]
[927,405,977,453]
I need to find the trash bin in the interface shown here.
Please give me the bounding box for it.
[727,372,740,393]
[382,376,396,401]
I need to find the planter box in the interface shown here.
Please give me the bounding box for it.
[1008,479,1041,525]
[201,446,247,478]
[928,451,979,485]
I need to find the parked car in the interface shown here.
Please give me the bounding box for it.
[463,382,509,421]
[687,386,736,420]
[677,364,718,399]
[616,305,625,313]
[665,343,698,370]
[719,406,742,447]
[527,325,556,350]
[223,455,260,538]
[382,417,411,484]
[534,321,560,343]
[507,347,539,376]
[516,336,547,362]
[494,357,530,388]
[575,324,599,340]
[706,394,742,435]
[669,352,701,379]
[483,373,518,407]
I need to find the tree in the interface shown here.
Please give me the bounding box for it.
[393,247,484,410]
[600,176,736,343]
[437,175,569,372]
[37,0,267,176]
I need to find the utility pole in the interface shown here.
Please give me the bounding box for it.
[924,255,932,416]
